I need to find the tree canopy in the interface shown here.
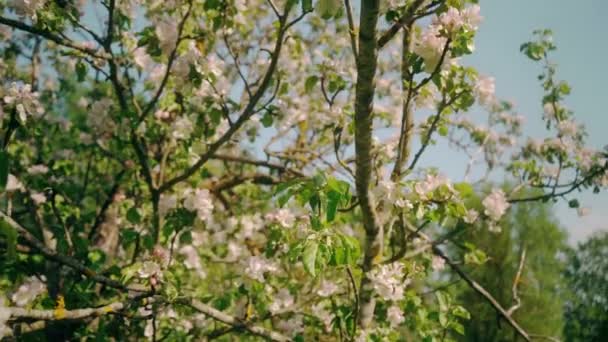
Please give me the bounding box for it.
[0,0,606,341]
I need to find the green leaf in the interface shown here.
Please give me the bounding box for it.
[326,190,340,222]
[302,0,313,12]
[0,151,8,191]
[450,321,465,335]
[302,241,319,276]
[261,111,274,127]
[436,291,450,312]
[568,199,580,209]
[316,0,341,18]
[126,207,142,224]
[451,305,470,320]
[76,61,87,82]
[305,75,318,93]
[0,219,17,260]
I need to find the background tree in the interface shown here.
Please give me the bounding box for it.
[445,189,568,341]
[563,231,608,341]
[0,0,605,341]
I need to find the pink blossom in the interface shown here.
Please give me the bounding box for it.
[475,75,495,105]
[482,188,509,221]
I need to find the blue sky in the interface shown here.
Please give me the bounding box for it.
[462,0,607,243]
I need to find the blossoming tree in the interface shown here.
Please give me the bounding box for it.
[0,0,605,340]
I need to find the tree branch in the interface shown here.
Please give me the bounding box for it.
[182,298,291,342]
[433,246,531,341]
[353,0,382,329]
[158,4,298,194]
[6,302,124,321]
[0,16,109,60]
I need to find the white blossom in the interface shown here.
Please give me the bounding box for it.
[577,207,591,217]
[11,276,46,307]
[317,280,339,297]
[0,298,10,338]
[387,305,405,327]
[138,261,161,279]
[413,25,448,73]
[464,209,479,224]
[3,82,44,122]
[311,302,335,332]
[367,262,408,301]
[155,16,178,55]
[183,188,214,221]
[269,288,294,314]
[557,120,578,137]
[243,256,278,282]
[26,164,49,175]
[178,245,206,278]
[9,0,46,21]
[30,191,46,205]
[474,75,495,105]
[171,116,194,140]
[5,174,24,192]
[275,315,304,337]
[159,194,177,217]
[431,256,446,271]
[415,174,452,199]
[482,188,509,221]
[265,208,295,228]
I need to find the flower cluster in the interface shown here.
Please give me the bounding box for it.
[11,276,46,307]
[183,188,214,221]
[265,208,296,228]
[367,262,408,301]
[482,188,510,232]
[3,83,44,123]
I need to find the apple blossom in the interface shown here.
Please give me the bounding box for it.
[183,188,214,221]
[3,82,44,122]
[482,188,510,222]
[387,305,405,327]
[367,262,409,301]
[11,276,46,307]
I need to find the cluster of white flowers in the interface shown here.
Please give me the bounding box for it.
[159,193,178,217]
[463,209,479,224]
[155,16,178,55]
[9,0,46,21]
[171,116,194,140]
[275,315,304,337]
[30,191,46,205]
[557,120,578,137]
[11,276,46,307]
[474,75,496,105]
[173,42,203,78]
[268,288,294,314]
[316,279,339,297]
[434,5,483,33]
[0,298,10,337]
[431,255,446,271]
[482,188,510,232]
[87,98,116,136]
[367,262,408,301]
[3,83,44,123]
[311,302,335,332]
[265,208,296,228]
[26,164,49,175]
[413,5,482,72]
[178,245,206,278]
[138,261,162,279]
[387,305,405,327]
[414,173,453,199]
[183,188,214,221]
[5,174,24,192]
[413,25,448,73]
[243,255,278,282]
